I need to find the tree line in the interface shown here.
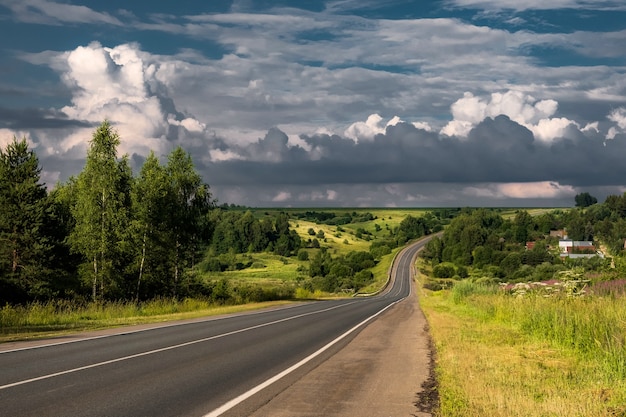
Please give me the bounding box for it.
[0,122,298,304]
[1,121,449,305]
[421,200,626,287]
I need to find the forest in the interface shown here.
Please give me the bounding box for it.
[0,121,443,305]
[420,200,626,292]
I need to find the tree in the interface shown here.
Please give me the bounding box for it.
[513,210,533,243]
[165,146,213,297]
[0,138,49,302]
[69,121,132,300]
[500,252,522,276]
[130,152,170,300]
[575,192,597,208]
[398,215,427,240]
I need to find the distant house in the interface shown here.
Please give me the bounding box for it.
[550,229,567,239]
[558,240,603,259]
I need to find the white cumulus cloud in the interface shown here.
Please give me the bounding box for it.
[344,114,425,141]
[607,107,626,140]
[50,42,208,158]
[441,90,583,142]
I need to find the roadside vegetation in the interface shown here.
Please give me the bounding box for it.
[418,200,626,416]
[0,122,450,340]
[420,279,626,417]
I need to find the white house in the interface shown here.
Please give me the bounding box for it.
[558,240,603,259]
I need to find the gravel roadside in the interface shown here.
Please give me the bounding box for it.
[248,289,438,417]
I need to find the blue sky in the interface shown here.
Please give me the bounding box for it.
[1,0,625,207]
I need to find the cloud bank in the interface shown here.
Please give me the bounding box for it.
[9,42,625,207]
[0,0,624,207]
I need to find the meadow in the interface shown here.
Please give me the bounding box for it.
[419,276,626,417]
[200,208,432,293]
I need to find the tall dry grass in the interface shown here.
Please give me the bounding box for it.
[0,298,288,341]
[421,280,626,417]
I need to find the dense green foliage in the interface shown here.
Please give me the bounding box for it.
[0,138,69,302]
[421,202,626,288]
[574,192,598,208]
[0,124,223,303]
[1,123,447,305]
[293,210,376,225]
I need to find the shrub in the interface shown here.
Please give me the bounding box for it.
[433,263,457,279]
[297,249,309,261]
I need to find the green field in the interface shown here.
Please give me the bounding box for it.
[201,208,433,287]
[419,273,626,417]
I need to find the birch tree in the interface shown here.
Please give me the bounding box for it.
[165,146,212,297]
[70,121,131,300]
[131,151,170,300]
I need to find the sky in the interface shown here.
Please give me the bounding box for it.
[1,0,625,208]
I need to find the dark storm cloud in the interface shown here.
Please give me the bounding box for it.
[0,107,91,130]
[207,116,626,188]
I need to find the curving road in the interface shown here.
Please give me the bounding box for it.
[0,237,430,417]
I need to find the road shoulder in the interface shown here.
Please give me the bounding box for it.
[248,290,436,417]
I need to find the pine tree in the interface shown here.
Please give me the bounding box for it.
[0,138,49,302]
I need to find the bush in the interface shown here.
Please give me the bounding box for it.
[297,249,309,261]
[423,279,454,291]
[370,245,391,260]
[433,263,457,279]
[201,258,225,272]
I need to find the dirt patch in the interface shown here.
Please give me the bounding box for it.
[414,325,440,415]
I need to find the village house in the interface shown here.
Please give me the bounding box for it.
[558,240,603,259]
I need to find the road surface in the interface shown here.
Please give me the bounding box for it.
[0,237,431,417]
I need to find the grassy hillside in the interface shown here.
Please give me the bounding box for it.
[200,208,435,290]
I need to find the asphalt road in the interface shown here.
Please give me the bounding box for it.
[0,237,430,417]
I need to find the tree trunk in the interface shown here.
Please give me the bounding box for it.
[173,238,180,299]
[92,254,98,301]
[99,187,106,299]
[11,248,18,273]
[136,231,146,301]
[10,229,19,273]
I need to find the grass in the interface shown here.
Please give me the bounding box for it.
[203,252,307,282]
[0,298,293,343]
[419,275,626,417]
[292,219,370,253]
[204,209,430,289]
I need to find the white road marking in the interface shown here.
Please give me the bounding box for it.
[0,303,307,354]
[0,301,357,391]
[202,296,405,417]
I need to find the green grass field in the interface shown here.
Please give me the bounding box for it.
[203,208,432,286]
[419,274,626,417]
